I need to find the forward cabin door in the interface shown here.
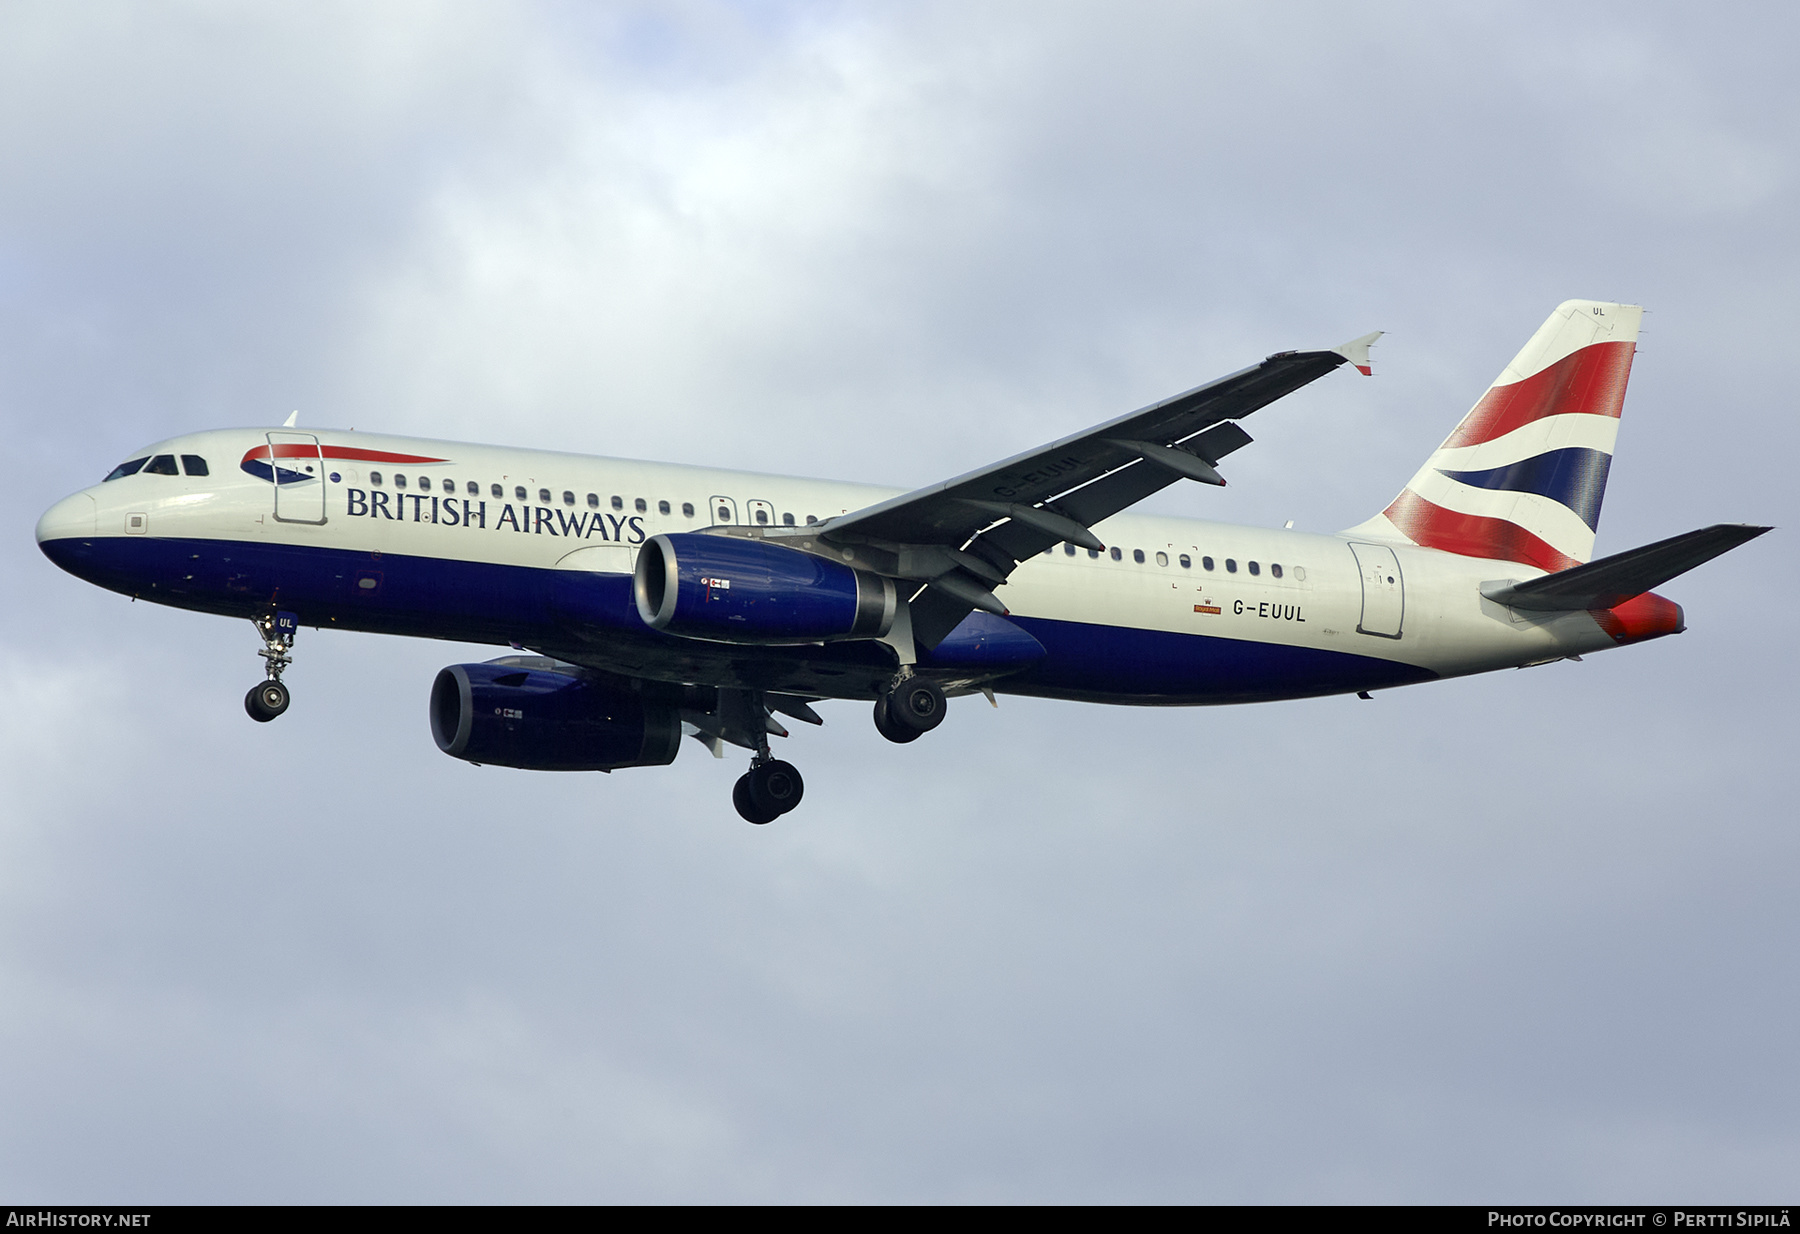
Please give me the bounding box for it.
[268,432,328,525]
[1348,542,1404,638]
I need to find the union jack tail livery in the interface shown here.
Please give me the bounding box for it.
[1348,300,1641,573]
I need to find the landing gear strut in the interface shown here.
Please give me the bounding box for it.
[873,674,945,744]
[244,611,296,723]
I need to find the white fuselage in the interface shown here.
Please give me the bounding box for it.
[37,426,1643,706]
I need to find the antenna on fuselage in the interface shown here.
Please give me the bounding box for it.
[283,410,298,427]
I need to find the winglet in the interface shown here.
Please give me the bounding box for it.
[1332,331,1383,377]
[283,410,299,427]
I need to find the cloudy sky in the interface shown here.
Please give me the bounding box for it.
[2,0,1795,1202]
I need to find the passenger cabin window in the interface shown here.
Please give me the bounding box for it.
[181,455,209,476]
[611,496,623,511]
[1202,556,1214,570]
[1271,563,1283,579]
[1225,558,1237,573]
[587,493,599,508]
[1088,548,1100,558]
[370,471,384,485]
[755,508,769,524]
[514,486,526,500]
[538,488,551,504]
[716,504,731,522]
[682,502,695,518]
[1155,551,1169,567]
[659,500,671,515]
[782,512,795,526]
[804,514,817,525]
[1132,549,1145,563]
[103,457,150,481]
[562,491,575,505]
[1109,547,1122,561]
[144,455,179,475]
[634,498,647,513]
[1179,554,1191,568]
[1248,561,1260,576]
[1064,544,1077,555]
[395,474,407,489]
[442,478,454,493]
[491,484,503,498]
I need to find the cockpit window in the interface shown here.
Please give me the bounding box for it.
[180,455,209,476]
[104,457,149,481]
[143,455,179,476]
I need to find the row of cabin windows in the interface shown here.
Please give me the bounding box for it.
[364,471,696,518]
[359,471,821,526]
[103,454,209,480]
[1052,541,1292,579]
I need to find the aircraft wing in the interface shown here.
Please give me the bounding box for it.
[820,332,1379,647]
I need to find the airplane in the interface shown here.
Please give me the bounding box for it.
[35,300,1769,824]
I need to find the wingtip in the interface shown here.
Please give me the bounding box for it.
[1333,330,1383,376]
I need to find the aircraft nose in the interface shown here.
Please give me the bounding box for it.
[37,491,96,546]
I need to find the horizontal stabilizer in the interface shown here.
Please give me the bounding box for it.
[1481,524,1771,611]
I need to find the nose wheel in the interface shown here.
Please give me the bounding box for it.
[734,758,805,825]
[245,610,297,723]
[245,679,290,722]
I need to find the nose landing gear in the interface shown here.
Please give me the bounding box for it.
[244,611,297,723]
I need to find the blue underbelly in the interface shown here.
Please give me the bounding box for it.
[39,535,1435,703]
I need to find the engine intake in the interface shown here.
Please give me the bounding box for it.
[634,533,895,644]
[429,659,681,771]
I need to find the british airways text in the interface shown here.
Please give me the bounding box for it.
[344,490,646,542]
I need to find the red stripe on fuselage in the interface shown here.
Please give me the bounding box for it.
[1442,340,1635,449]
[1382,488,1581,573]
[241,445,451,465]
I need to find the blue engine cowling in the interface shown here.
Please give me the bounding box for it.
[634,533,896,644]
[430,659,681,771]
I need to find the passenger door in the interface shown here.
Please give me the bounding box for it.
[268,432,327,525]
[1348,542,1404,638]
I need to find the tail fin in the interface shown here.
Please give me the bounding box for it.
[1346,300,1642,571]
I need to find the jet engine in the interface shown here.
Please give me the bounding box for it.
[634,533,896,644]
[429,659,681,771]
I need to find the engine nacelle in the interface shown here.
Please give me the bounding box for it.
[429,660,681,771]
[634,532,896,644]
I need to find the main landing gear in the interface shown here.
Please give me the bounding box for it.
[244,611,296,723]
[733,756,805,826]
[872,674,946,744]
